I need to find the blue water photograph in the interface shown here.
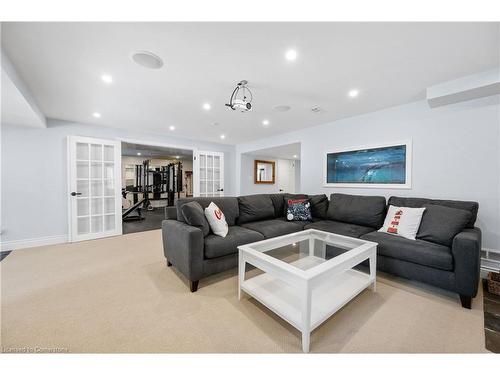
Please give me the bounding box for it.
[326,144,406,184]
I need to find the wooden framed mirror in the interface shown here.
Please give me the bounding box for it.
[254,160,275,184]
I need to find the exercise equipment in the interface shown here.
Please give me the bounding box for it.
[122,159,183,221]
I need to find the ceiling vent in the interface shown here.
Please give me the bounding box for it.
[132,51,164,69]
[310,106,325,113]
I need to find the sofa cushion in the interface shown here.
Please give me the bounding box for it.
[304,220,375,238]
[269,193,286,218]
[388,196,478,229]
[204,226,264,259]
[181,201,210,237]
[361,231,453,271]
[237,194,275,224]
[416,204,472,246]
[309,194,329,219]
[327,193,386,228]
[177,197,239,226]
[241,219,304,239]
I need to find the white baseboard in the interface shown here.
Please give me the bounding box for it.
[0,235,69,252]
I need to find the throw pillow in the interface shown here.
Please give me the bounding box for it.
[285,198,312,221]
[309,194,329,219]
[416,204,472,246]
[378,205,426,240]
[204,202,229,237]
[181,201,210,237]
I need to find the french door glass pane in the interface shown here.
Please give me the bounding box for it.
[200,181,207,194]
[76,143,89,160]
[77,180,89,197]
[103,145,114,162]
[77,198,89,216]
[104,180,114,196]
[207,155,213,168]
[77,162,89,179]
[214,156,220,168]
[104,163,114,179]
[91,144,103,161]
[91,216,103,233]
[91,162,102,179]
[91,198,103,215]
[78,217,90,235]
[104,215,115,231]
[91,180,103,197]
[104,197,115,214]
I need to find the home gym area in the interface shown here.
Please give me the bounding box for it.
[121,142,193,234]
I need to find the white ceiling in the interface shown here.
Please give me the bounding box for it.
[2,22,499,144]
[245,142,301,161]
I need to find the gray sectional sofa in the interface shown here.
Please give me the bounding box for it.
[161,193,481,308]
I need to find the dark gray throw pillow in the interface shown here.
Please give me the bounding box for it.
[181,201,210,237]
[309,194,328,219]
[237,194,275,224]
[416,204,472,246]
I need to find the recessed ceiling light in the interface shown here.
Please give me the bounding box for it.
[293,155,298,158]
[220,134,226,140]
[132,51,164,69]
[348,89,359,98]
[273,105,291,112]
[169,125,176,131]
[203,103,211,111]
[92,112,101,118]
[285,49,298,61]
[262,119,270,126]
[137,152,141,156]
[101,74,113,84]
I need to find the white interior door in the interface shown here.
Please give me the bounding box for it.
[195,151,224,197]
[68,136,122,242]
[277,159,296,193]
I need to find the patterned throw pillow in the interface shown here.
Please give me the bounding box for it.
[286,199,312,221]
[378,205,426,240]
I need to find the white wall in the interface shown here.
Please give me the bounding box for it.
[240,154,298,195]
[1,119,235,247]
[236,96,500,250]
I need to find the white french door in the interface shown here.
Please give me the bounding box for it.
[194,151,224,197]
[68,136,122,242]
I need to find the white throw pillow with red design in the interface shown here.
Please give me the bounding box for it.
[378,205,426,240]
[204,202,229,237]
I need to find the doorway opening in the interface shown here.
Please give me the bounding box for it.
[121,142,193,234]
[240,142,301,195]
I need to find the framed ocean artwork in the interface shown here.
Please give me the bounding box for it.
[324,140,412,189]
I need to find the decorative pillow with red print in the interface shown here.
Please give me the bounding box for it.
[378,205,426,240]
[285,199,312,221]
[204,202,229,237]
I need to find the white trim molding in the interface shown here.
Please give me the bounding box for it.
[0,234,69,252]
[323,139,412,189]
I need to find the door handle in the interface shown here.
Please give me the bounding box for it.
[71,192,82,196]
[279,189,284,192]
[217,188,224,192]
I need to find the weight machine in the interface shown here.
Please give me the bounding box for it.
[122,159,183,222]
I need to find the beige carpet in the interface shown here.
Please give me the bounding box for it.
[0,230,487,353]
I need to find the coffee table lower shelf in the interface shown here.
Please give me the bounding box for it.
[241,268,372,332]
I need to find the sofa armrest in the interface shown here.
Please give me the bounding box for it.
[164,206,177,220]
[162,220,204,281]
[452,227,482,297]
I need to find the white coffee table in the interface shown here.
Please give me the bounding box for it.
[238,228,377,353]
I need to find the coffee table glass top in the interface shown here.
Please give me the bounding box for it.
[244,229,368,272]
